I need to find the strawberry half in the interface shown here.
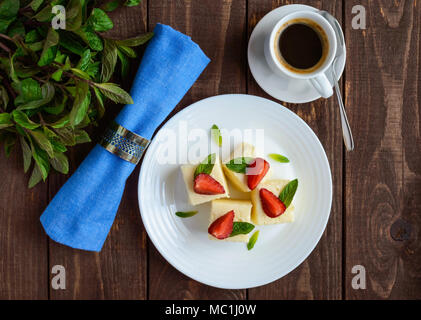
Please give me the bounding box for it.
[194,173,225,195]
[208,210,235,239]
[246,158,270,190]
[260,188,286,218]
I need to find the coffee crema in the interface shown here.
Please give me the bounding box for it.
[274,18,329,74]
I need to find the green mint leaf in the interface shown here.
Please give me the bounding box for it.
[279,179,298,208]
[125,0,142,7]
[87,8,114,32]
[29,129,54,158]
[12,110,40,130]
[25,30,41,44]
[118,45,137,58]
[19,137,32,173]
[38,28,59,67]
[247,231,259,250]
[49,152,69,174]
[65,0,82,31]
[175,211,198,218]
[28,0,44,12]
[77,25,103,51]
[230,222,255,237]
[33,4,53,22]
[28,164,42,188]
[115,32,154,47]
[30,141,50,181]
[101,39,118,82]
[211,124,222,147]
[194,153,216,178]
[18,78,42,103]
[70,82,90,126]
[268,153,290,163]
[225,157,254,173]
[103,0,120,12]
[117,49,129,77]
[74,129,91,144]
[77,49,91,71]
[17,82,55,110]
[95,83,133,104]
[0,85,9,109]
[0,112,12,129]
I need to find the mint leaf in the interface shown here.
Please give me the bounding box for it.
[115,32,154,47]
[211,124,222,147]
[225,157,254,173]
[125,0,142,7]
[87,8,114,32]
[101,40,118,82]
[230,222,255,237]
[194,153,216,178]
[0,112,12,129]
[268,153,290,163]
[279,179,298,208]
[12,110,40,130]
[247,231,259,250]
[38,28,59,67]
[95,83,133,104]
[175,211,198,218]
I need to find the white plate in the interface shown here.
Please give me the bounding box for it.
[248,4,346,103]
[138,94,332,289]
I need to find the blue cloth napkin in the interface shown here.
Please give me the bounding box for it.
[40,24,210,251]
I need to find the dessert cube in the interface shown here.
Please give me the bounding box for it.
[181,156,229,206]
[222,143,270,192]
[209,199,253,242]
[251,179,295,225]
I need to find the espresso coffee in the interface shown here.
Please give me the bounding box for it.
[275,18,329,73]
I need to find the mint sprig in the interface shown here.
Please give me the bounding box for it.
[0,0,151,188]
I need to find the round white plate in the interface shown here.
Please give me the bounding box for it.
[138,94,332,289]
[248,4,346,103]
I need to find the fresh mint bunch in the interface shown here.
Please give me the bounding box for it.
[0,0,151,187]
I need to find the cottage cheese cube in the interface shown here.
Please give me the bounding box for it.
[251,179,295,225]
[209,199,253,242]
[181,156,229,206]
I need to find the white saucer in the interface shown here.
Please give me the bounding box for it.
[248,4,346,104]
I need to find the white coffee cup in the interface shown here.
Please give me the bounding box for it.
[264,11,337,98]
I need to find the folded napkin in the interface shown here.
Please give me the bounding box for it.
[40,24,210,251]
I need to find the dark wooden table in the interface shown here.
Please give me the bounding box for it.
[1,0,420,300]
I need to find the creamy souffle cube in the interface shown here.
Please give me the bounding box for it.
[251,179,295,225]
[222,143,270,192]
[209,199,253,242]
[181,155,229,206]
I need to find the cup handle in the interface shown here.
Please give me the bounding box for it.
[309,73,333,98]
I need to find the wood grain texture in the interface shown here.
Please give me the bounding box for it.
[147,0,248,300]
[247,0,343,299]
[0,148,48,299]
[48,3,148,299]
[344,0,421,299]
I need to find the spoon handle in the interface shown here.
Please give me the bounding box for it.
[332,69,354,151]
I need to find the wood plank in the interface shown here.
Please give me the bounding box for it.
[48,3,148,299]
[344,0,421,299]
[147,0,247,300]
[247,0,343,299]
[0,148,48,299]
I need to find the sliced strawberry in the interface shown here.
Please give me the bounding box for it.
[208,210,235,239]
[246,158,270,190]
[260,188,286,218]
[194,173,225,195]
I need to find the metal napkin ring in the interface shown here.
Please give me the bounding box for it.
[99,121,150,165]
